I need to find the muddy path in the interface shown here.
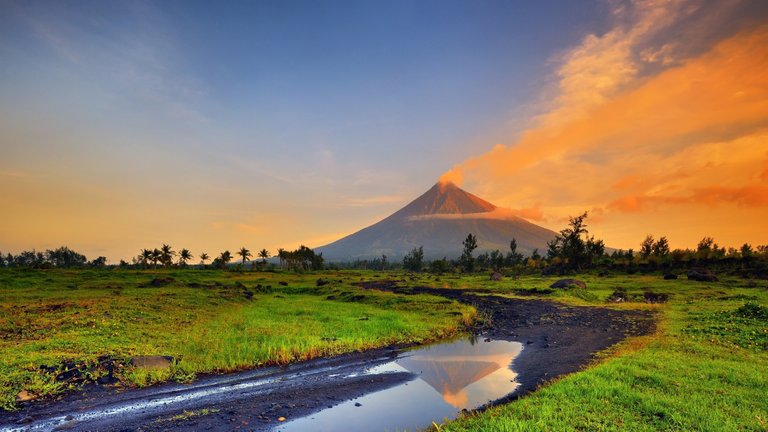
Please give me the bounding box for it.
[0,285,654,432]
[362,283,655,401]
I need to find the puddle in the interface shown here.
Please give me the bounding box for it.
[278,337,522,432]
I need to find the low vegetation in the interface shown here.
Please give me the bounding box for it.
[427,273,768,431]
[0,269,474,410]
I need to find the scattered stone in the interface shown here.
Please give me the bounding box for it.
[359,316,369,321]
[550,279,587,289]
[663,273,678,280]
[277,417,286,422]
[65,415,74,421]
[278,281,288,286]
[130,356,174,369]
[643,291,669,303]
[687,269,718,282]
[316,278,329,287]
[147,277,174,287]
[490,272,503,281]
[354,402,362,407]
[606,289,629,303]
[16,390,34,402]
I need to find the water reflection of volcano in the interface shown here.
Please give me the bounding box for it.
[280,339,523,432]
[396,339,522,408]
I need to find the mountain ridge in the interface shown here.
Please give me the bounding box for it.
[317,181,557,262]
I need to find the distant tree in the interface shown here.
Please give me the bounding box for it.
[46,246,87,267]
[238,247,252,265]
[89,256,107,268]
[640,235,655,258]
[741,243,753,258]
[178,248,192,267]
[652,236,670,257]
[460,233,478,272]
[530,249,541,261]
[213,250,233,269]
[140,249,153,268]
[151,248,161,268]
[160,244,175,267]
[199,252,210,266]
[546,212,603,270]
[380,254,388,270]
[258,249,270,264]
[429,257,450,274]
[403,246,424,272]
[506,238,524,266]
[490,249,505,271]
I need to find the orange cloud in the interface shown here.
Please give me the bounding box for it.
[443,20,768,249]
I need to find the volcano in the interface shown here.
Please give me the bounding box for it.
[317,181,557,262]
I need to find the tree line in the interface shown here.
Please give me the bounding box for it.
[0,244,322,271]
[3,212,767,275]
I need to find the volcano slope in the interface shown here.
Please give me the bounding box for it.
[317,181,557,261]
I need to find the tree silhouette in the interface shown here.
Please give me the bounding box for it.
[160,244,175,267]
[140,249,153,268]
[258,249,270,264]
[403,246,424,272]
[151,248,161,268]
[238,247,252,265]
[178,248,192,266]
[640,235,654,258]
[220,250,232,266]
[199,252,210,266]
[460,233,478,272]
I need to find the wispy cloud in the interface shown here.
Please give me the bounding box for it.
[440,1,768,247]
[10,0,208,124]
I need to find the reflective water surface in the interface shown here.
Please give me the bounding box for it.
[278,338,523,432]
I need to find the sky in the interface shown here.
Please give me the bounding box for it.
[1,0,767,262]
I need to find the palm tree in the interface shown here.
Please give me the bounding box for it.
[199,252,210,266]
[178,248,192,266]
[151,248,161,269]
[238,247,252,265]
[219,250,232,267]
[258,249,270,264]
[140,249,153,268]
[160,244,175,267]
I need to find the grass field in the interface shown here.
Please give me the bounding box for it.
[1,269,766,431]
[427,272,768,431]
[0,268,474,410]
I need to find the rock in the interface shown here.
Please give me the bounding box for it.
[16,390,34,402]
[663,273,678,280]
[354,402,362,407]
[148,277,174,287]
[550,279,587,289]
[278,281,288,286]
[643,291,669,303]
[489,272,503,281]
[316,278,329,287]
[606,289,628,303]
[277,417,286,422]
[687,269,718,282]
[130,355,174,369]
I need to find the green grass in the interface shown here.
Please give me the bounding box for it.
[2,268,767,430]
[427,272,768,431]
[0,268,474,410]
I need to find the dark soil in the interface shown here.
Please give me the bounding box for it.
[0,282,655,431]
